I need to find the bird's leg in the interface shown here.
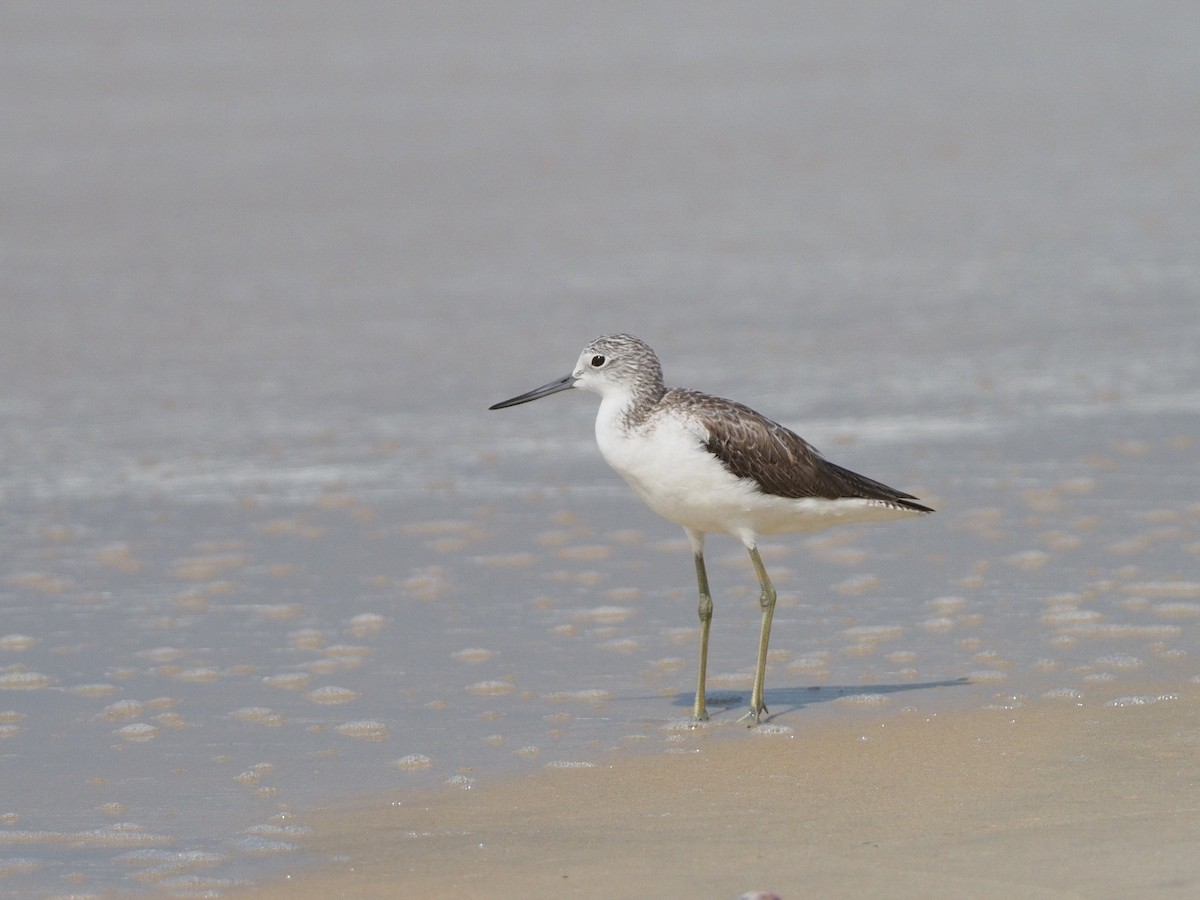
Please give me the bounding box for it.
[739,546,776,726]
[691,551,713,722]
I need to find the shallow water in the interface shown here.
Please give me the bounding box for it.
[3,2,1199,895]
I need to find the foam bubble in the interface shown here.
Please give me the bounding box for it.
[1093,653,1142,670]
[114,723,159,742]
[0,671,52,690]
[230,707,285,726]
[928,596,968,614]
[234,835,300,855]
[262,673,312,690]
[465,680,513,696]
[244,824,312,840]
[1106,694,1179,707]
[1042,687,1084,699]
[452,647,496,664]
[99,699,145,721]
[289,628,325,650]
[574,605,636,624]
[305,686,359,704]
[393,754,433,770]
[0,858,43,875]
[117,847,224,866]
[335,720,389,741]
[73,824,172,847]
[600,638,641,653]
[322,643,371,659]
[345,613,387,637]
[840,625,905,642]
[1007,550,1050,571]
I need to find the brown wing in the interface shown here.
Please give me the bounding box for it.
[669,389,933,512]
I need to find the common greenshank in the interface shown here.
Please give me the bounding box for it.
[490,334,932,725]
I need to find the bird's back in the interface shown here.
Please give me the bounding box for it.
[662,388,932,513]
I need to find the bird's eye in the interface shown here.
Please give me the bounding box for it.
[590,355,606,368]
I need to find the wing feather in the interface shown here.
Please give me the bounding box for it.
[666,389,932,512]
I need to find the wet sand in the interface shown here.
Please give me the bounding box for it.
[240,683,1200,899]
[5,2,1199,894]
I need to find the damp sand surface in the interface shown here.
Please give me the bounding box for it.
[4,1,1200,896]
[238,684,1200,900]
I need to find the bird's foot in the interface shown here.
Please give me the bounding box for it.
[737,703,768,727]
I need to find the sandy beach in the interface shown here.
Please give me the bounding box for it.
[4,2,1198,895]
[239,683,1200,899]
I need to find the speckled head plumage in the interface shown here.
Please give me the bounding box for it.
[569,334,666,413]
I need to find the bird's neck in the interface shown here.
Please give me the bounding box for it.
[597,381,664,437]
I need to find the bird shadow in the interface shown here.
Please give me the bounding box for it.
[665,676,971,721]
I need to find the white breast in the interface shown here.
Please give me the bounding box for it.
[595,401,758,535]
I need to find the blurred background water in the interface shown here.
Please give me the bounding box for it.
[2,2,1198,895]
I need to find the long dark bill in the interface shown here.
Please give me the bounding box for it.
[488,373,575,409]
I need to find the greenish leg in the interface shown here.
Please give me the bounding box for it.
[692,551,713,722]
[738,546,777,726]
